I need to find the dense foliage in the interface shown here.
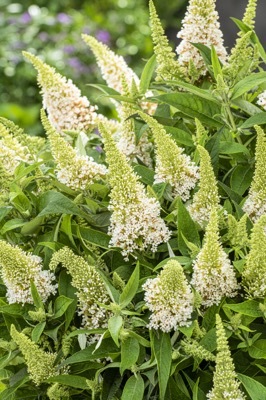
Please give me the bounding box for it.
[1,0,266,399]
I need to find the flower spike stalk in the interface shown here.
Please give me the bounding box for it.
[23,51,98,133]
[11,325,57,386]
[242,0,257,31]
[139,111,199,200]
[41,109,107,191]
[191,208,238,307]
[82,34,139,94]
[207,315,246,400]
[0,240,57,305]
[49,247,112,330]
[176,0,227,77]
[99,122,170,260]
[243,126,266,222]
[242,215,266,298]
[143,259,194,332]
[149,0,186,81]
[188,145,220,228]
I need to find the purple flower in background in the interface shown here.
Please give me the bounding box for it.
[95,145,103,153]
[39,32,49,42]
[57,13,72,25]
[96,30,111,45]
[82,27,91,35]
[7,17,17,25]
[63,45,76,54]
[11,41,25,50]
[20,12,32,24]
[67,57,90,76]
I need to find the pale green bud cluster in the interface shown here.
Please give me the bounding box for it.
[242,215,266,298]
[227,214,250,249]
[139,112,199,200]
[188,145,220,228]
[0,122,30,176]
[99,123,170,259]
[41,110,107,191]
[181,339,215,362]
[143,259,194,332]
[149,0,185,81]
[114,82,152,167]
[11,325,57,386]
[23,52,98,133]
[47,383,69,400]
[176,0,227,77]
[243,126,266,222]
[223,31,255,84]
[0,241,57,305]
[82,35,139,95]
[242,0,257,30]
[0,117,45,158]
[82,35,156,115]
[207,315,246,400]
[193,119,208,147]
[49,247,112,329]
[191,209,238,307]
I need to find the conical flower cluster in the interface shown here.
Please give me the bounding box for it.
[0,117,45,159]
[176,0,227,76]
[188,145,220,228]
[82,35,156,115]
[181,339,216,362]
[227,214,249,249]
[243,126,266,222]
[143,259,194,332]
[242,215,266,298]
[82,34,139,94]
[223,31,254,84]
[116,102,152,167]
[207,315,246,400]
[0,123,30,176]
[47,383,69,400]
[149,0,185,81]
[99,123,170,260]
[49,247,112,329]
[23,52,98,133]
[110,78,152,166]
[41,110,107,191]
[191,209,238,307]
[242,0,257,31]
[139,112,199,200]
[11,325,57,386]
[0,241,57,305]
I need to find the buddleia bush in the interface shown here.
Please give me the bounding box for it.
[1,0,266,398]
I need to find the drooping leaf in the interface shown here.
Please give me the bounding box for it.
[152,330,172,400]
[240,112,266,129]
[139,54,156,94]
[230,165,253,195]
[121,374,145,400]
[119,263,139,308]
[120,336,140,374]
[223,300,263,318]
[156,93,223,128]
[38,191,82,217]
[238,373,266,400]
[177,198,200,256]
[231,72,266,100]
[108,315,123,347]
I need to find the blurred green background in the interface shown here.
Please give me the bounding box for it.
[0,0,187,134]
[0,0,263,134]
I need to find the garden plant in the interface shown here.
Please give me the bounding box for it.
[1,0,266,399]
